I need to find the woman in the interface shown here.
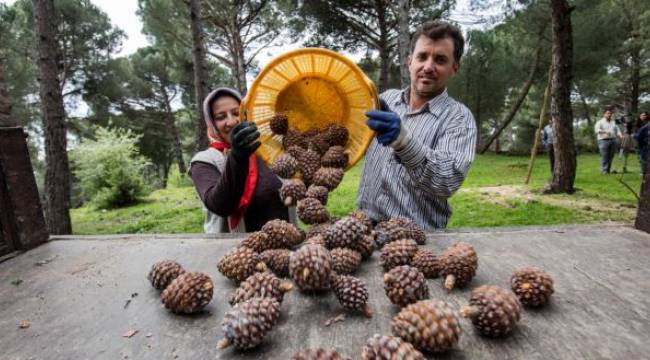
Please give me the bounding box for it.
[635,111,649,175]
[189,87,292,233]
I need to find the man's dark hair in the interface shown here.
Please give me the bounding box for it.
[410,21,465,64]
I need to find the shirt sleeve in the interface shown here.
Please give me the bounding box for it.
[393,114,477,199]
[190,156,249,217]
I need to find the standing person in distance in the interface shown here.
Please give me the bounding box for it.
[594,108,622,174]
[357,21,477,230]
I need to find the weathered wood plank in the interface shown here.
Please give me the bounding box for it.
[0,225,649,359]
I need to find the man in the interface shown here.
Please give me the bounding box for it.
[635,117,649,175]
[594,108,622,174]
[542,118,555,174]
[357,21,477,230]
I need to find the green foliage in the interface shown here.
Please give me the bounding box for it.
[72,154,641,234]
[70,127,151,209]
[167,164,192,188]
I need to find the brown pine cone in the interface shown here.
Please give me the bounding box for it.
[161,272,213,314]
[380,239,418,271]
[229,272,293,305]
[217,297,281,350]
[291,348,352,360]
[392,300,461,353]
[330,248,362,274]
[383,265,429,307]
[217,247,267,282]
[147,259,185,290]
[412,249,440,278]
[331,274,373,317]
[511,267,554,307]
[461,285,522,337]
[289,244,333,291]
[259,249,292,278]
[439,241,478,290]
[361,334,425,360]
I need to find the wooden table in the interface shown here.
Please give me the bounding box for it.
[1,224,649,359]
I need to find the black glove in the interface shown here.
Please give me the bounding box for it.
[230,122,261,163]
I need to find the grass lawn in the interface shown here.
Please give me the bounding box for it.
[71,153,643,234]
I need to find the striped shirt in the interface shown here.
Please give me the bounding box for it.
[357,88,477,230]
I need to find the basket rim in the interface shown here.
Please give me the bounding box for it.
[241,47,379,170]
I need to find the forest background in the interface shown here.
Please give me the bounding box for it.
[0,0,647,234]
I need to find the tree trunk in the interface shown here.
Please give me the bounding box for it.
[0,62,15,127]
[232,24,248,95]
[33,0,72,234]
[635,156,649,232]
[396,0,410,89]
[620,0,641,115]
[375,0,390,92]
[161,87,186,175]
[189,0,209,151]
[546,0,576,194]
[479,37,543,154]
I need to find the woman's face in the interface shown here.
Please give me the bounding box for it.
[211,96,240,143]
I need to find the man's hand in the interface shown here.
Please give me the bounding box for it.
[366,99,404,147]
[230,122,261,162]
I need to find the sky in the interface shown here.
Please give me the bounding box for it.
[0,0,490,68]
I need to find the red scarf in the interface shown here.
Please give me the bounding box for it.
[209,141,258,230]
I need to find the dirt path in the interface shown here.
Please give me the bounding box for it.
[460,185,637,220]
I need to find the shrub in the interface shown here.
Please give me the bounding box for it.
[71,127,151,209]
[167,164,192,188]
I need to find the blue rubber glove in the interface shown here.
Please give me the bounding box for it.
[366,99,404,147]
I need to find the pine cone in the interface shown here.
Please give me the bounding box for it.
[383,265,429,307]
[511,267,554,307]
[229,272,293,305]
[412,249,440,278]
[353,234,376,260]
[147,259,185,290]
[380,239,418,271]
[261,219,303,249]
[312,167,344,191]
[259,249,292,278]
[373,219,408,248]
[217,297,281,350]
[291,348,352,360]
[461,285,522,337]
[289,244,333,291]
[392,300,461,353]
[280,178,307,206]
[306,185,329,205]
[324,216,367,249]
[321,146,349,168]
[217,247,267,282]
[283,129,309,150]
[270,113,289,135]
[392,217,426,245]
[362,334,425,360]
[330,248,362,274]
[296,149,321,185]
[439,242,478,290]
[271,153,298,178]
[331,274,372,317]
[349,210,374,233]
[297,197,330,225]
[325,124,349,146]
[161,272,213,314]
[239,231,270,253]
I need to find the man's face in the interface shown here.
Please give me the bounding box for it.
[408,35,459,99]
[604,110,612,120]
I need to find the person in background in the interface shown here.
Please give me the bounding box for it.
[189,87,293,233]
[634,111,649,176]
[358,21,477,230]
[634,111,650,175]
[542,118,555,174]
[617,114,635,173]
[594,108,622,174]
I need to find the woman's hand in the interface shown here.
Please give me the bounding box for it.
[230,122,261,162]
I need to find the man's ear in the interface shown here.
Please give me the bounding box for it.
[407,55,412,67]
[452,61,460,74]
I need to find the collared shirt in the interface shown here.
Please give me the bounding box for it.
[357,88,477,230]
[594,118,621,140]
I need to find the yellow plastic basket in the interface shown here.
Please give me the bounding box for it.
[241,48,379,170]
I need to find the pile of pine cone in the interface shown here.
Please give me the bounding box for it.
[269,113,352,225]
